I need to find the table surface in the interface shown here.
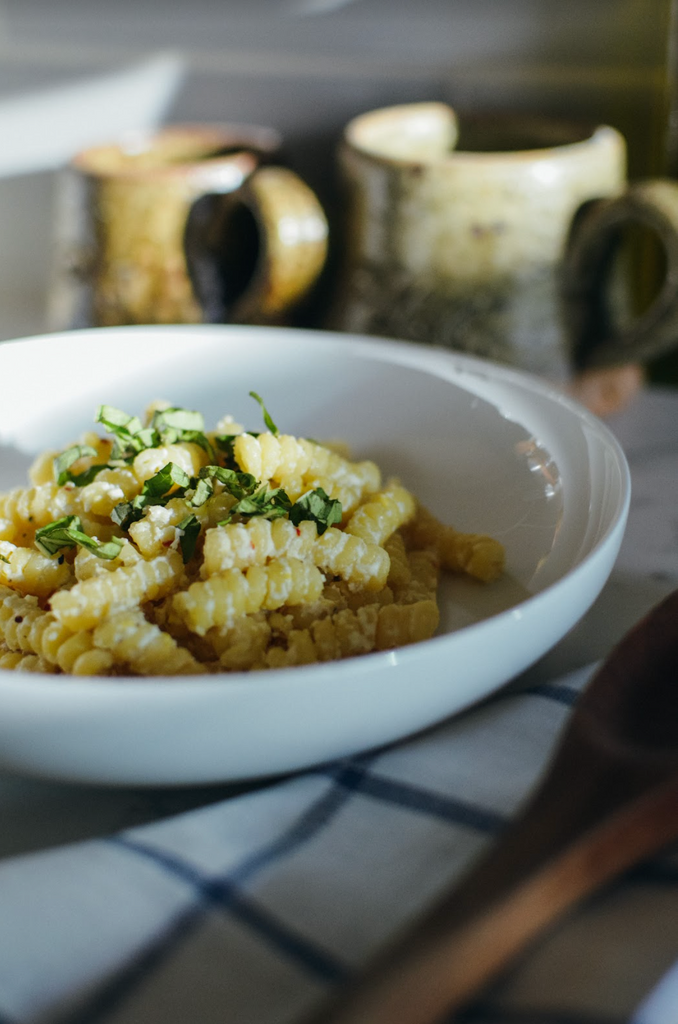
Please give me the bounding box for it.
[0,382,676,862]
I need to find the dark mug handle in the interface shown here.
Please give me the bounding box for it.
[184,166,329,326]
[561,179,678,370]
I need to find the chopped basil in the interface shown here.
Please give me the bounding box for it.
[66,399,342,557]
[249,391,279,436]
[111,462,191,530]
[35,515,123,560]
[95,405,157,461]
[0,553,9,564]
[219,485,292,525]
[140,462,191,497]
[152,407,204,434]
[289,488,342,534]
[199,465,258,499]
[188,476,214,508]
[53,444,101,486]
[151,407,215,460]
[176,514,201,563]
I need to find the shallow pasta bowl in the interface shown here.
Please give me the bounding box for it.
[0,325,630,785]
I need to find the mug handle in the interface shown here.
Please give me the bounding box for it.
[561,179,678,369]
[184,166,328,325]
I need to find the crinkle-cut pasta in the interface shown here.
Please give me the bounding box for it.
[304,477,366,519]
[0,587,109,673]
[234,431,381,500]
[28,449,59,486]
[0,586,49,651]
[345,481,416,545]
[0,482,78,545]
[384,531,412,591]
[128,492,238,560]
[76,467,139,516]
[173,557,324,636]
[313,528,389,592]
[27,433,114,487]
[375,599,440,650]
[0,645,52,672]
[132,442,209,486]
[264,604,380,667]
[0,541,73,599]
[404,505,505,582]
[201,518,317,576]
[310,604,380,662]
[0,586,76,670]
[93,611,206,675]
[0,399,506,676]
[50,551,184,632]
[73,539,141,581]
[128,499,192,558]
[50,630,115,675]
[265,628,319,668]
[394,548,440,606]
[212,615,272,671]
[234,433,314,482]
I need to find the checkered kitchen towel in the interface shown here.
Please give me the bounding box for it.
[0,665,676,1024]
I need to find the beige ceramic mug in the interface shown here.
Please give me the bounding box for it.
[330,102,678,408]
[49,123,329,329]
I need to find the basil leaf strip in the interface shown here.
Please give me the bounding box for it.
[249,391,279,436]
[141,462,191,498]
[177,514,201,563]
[95,405,158,460]
[189,477,214,508]
[219,486,292,525]
[289,488,343,535]
[151,407,215,460]
[53,444,100,486]
[199,465,258,499]
[35,515,123,560]
[111,462,191,529]
[152,407,205,434]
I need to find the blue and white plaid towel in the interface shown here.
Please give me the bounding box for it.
[0,665,676,1024]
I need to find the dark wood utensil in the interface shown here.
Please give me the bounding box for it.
[302,588,678,1024]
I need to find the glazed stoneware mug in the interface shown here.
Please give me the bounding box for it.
[49,123,329,329]
[330,102,678,412]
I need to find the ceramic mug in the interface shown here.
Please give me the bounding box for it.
[330,102,678,395]
[49,123,329,329]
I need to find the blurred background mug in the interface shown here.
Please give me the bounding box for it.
[49,122,329,329]
[330,102,678,407]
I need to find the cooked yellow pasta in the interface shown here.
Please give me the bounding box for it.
[0,396,504,675]
[50,551,184,632]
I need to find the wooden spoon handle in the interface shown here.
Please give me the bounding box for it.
[305,776,678,1024]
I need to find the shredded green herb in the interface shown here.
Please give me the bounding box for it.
[111,462,191,530]
[289,487,342,535]
[249,391,279,436]
[48,396,343,563]
[35,515,123,560]
[176,514,201,563]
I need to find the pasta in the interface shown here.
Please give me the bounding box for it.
[0,395,505,675]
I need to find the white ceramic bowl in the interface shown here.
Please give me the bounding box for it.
[0,325,630,785]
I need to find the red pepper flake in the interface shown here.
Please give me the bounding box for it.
[295,527,301,536]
